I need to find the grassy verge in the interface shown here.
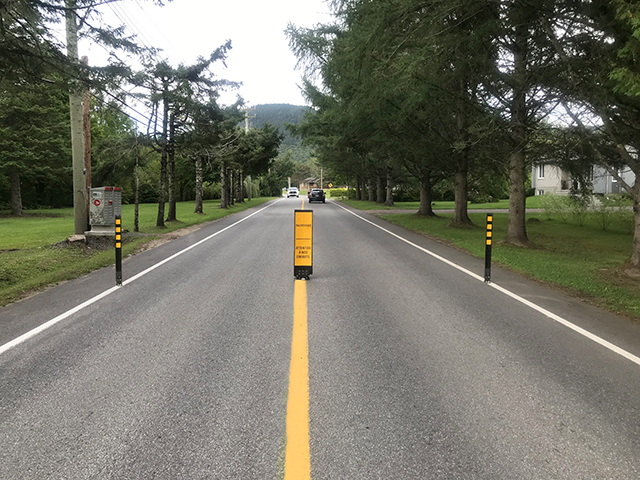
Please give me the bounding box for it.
[340,196,545,211]
[0,198,274,306]
[366,209,639,320]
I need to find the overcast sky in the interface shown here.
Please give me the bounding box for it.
[82,0,333,107]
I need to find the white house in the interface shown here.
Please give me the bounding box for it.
[531,164,572,196]
[531,164,636,195]
[592,166,636,194]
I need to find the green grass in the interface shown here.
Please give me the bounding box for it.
[0,198,274,306]
[372,210,640,319]
[340,197,544,211]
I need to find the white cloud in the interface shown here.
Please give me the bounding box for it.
[84,0,332,107]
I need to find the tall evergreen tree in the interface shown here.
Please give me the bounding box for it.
[0,76,71,214]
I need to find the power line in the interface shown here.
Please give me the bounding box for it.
[107,1,157,55]
[132,0,186,63]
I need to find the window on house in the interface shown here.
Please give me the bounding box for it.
[537,189,544,195]
[537,164,545,179]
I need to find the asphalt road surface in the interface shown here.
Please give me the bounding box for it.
[2,198,640,479]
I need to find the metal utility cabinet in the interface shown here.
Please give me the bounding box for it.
[88,186,122,235]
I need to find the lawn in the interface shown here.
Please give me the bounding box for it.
[340,196,545,211]
[371,210,640,320]
[0,198,274,306]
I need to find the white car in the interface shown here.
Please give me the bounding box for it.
[287,187,299,198]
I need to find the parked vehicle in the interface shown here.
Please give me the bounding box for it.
[308,188,326,203]
[287,187,299,198]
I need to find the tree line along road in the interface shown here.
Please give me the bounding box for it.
[1,198,640,479]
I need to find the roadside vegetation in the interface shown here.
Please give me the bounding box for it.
[339,196,547,211]
[0,198,272,306]
[288,1,640,275]
[341,197,640,320]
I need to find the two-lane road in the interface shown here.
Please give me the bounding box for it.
[2,197,640,478]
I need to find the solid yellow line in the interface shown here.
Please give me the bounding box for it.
[285,280,311,480]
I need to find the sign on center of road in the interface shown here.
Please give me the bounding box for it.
[294,210,313,280]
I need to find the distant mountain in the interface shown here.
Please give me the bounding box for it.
[250,103,310,144]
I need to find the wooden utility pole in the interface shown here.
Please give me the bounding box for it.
[82,56,91,228]
[244,108,255,201]
[65,0,87,234]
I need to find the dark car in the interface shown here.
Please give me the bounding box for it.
[308,188,326,203]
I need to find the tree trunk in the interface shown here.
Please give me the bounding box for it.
[194,155,203,214]
[384,166,395,207]
[451,165,472,226]
[134,146,140,232]
[632,197,640,268]
[451,79,472,226]
[237,171,244,203]
[229,169,235,206]
[355,176,362,200]
[376,175,385,203]
[220,163,228,209]
[504,13,529,246]
[166,112,177,222]
[417,173,436,217]
[630,166,640,268]
[156,91,169,227]
[246,175,252,201]
[9,168,23,216]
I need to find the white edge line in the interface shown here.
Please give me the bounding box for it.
[333,202,640,367]
[0,200,281,356]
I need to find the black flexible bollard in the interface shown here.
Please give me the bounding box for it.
[484,213,493,283]
[115,215,122,286]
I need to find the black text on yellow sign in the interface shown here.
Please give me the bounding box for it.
[294,209,313,280]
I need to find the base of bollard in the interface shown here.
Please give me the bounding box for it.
[294,266,312,280]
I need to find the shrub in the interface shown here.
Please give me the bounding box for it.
[570,196,591,226]
[137,183,158,204]
[328,188,355,199]
[393,186,420,202]
[540,194,573,222]
[203,182,221,200]
[593,197,613,230]
[469,192,496,204]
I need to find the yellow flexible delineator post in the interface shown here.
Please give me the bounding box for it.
[294,210,313,280]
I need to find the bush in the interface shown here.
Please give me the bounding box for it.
[608,195,634,233]
[540,194,573,222]
[593,198,613,230]
[137,183,158,204]
[468,192,496,204]
[327,188,355,199]
[393,186,420,202]
[570,196,591,226]
[203,182,221,200]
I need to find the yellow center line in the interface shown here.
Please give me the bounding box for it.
[285,279,311,479]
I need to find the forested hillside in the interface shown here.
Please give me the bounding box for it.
[250,104,314,163]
